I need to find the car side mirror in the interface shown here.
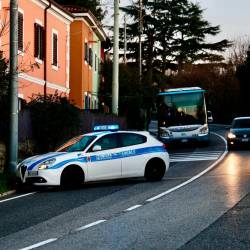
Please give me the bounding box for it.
[92,145,102,152]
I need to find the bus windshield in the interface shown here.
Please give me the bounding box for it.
[158,92,206,127]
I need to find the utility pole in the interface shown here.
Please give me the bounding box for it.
[124,15,127,64]
[139,0,143,83]
[112,0,119,115]
[8,0,19,173]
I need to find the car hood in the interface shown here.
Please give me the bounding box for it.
[19,152,81,171]
[231,128,250,134]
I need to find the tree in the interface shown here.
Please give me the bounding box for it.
[236,47,250,116]
[120,0,231,75]
[55,0,105,21]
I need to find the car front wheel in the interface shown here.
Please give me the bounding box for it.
[60,165,85,188]
[144,158,166,181]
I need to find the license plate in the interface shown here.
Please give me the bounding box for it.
[242,138,248,142]
[28,171,38,177]
[181,139,188,143]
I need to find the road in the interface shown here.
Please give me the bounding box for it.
[1,126,250,249]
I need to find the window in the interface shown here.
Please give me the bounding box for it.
[91,134,119,151]
[95,54,97,71]
[119,133,147,147]
[34,23,44,60]
[84,42,88,62]
[18,12,24,51]
[52,32,58,66]
[89,47,93,66]
[56,135,97,152]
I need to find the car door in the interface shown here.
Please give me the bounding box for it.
[85,133,122,181]
[118,133,148,177]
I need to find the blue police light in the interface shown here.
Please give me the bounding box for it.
[93,124,120,131]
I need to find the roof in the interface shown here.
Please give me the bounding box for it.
[158,87,205,96]
[63,5,107,42]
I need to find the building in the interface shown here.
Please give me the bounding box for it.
[0,0,73,104]
[65,6,107,110]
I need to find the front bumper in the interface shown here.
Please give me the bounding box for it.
[18,167,60,186]
[160,134,209,144]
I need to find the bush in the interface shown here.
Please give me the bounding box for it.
[28,93,80,153]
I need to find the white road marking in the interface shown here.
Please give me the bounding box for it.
[170,151,223,162]
[124,205,142,212]
[75,220,106,232]
[19,238,57,250]
[146,132,227,202]
[0,192,36,204]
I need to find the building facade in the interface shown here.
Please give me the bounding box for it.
[0,0,73,102]
[66,7,106,110]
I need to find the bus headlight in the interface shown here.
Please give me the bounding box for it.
[228,132,236,139]
[199,126,208,135]
[159,128,172,137]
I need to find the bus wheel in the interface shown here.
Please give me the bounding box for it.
[145,158,166,181]
[60,165,85,188]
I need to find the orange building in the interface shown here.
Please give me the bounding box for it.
[0,0,73,104]
[65,6,106,109]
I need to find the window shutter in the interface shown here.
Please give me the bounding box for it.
[34,23,39,57]
[53,33,58,66]
[89,48,92,66]
[84,42,88,62]
[18,12,24,51]
[41,27,45,60]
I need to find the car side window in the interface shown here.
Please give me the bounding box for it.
[90,134,119,152]
[119,133,147,147]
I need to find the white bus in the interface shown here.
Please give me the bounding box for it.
[157,87,210,144]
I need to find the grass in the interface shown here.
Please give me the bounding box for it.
[0,172,16,194]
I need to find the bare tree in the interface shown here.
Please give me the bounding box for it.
[228,36,250,66]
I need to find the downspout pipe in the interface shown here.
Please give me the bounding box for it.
[44,0,52,98]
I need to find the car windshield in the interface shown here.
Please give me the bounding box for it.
[232,119,250,129]
[56,135,96,152]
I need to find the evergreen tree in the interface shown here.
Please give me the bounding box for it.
[55,0,105,21]
[120,0,231,74]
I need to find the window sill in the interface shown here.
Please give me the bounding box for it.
[18,50,24,57]
[35,58,43,65]
[52,65,58,71]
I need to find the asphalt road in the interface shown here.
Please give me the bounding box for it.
[1,126,250,249]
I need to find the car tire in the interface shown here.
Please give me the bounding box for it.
[144,158,166,181]
[60,165,85,188]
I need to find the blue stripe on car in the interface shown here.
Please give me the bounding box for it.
[49,146,166,170]
[28,152,67,170]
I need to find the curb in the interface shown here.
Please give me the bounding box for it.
[0,190,16,198]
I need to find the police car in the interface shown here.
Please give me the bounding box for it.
[17,125,169,186]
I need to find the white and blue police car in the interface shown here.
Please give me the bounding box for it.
[17,125,169,186]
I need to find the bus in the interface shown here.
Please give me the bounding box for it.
[157,87,210,144]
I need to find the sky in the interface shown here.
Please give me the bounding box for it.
[102,0,250,43]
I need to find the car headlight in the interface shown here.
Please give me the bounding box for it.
[228,132,236,139]
[38,158,56,170]
[199,126,208,135]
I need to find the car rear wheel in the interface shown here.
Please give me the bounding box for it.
[144,158,166,181]
[60,165,85,188]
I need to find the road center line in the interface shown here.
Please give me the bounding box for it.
[0,192,36,204]
[19,238,57,250]
[124,204,142,212]
[146,132,227,202]
[75,220,107,232]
